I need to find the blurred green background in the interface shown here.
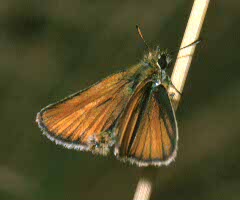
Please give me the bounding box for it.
[1,0,240,199]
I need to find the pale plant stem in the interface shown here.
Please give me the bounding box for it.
[133,177,152,200]
[170,0,210,110]
[133,0,210,199]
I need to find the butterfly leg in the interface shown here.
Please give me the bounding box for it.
[164,75,182,97]
[169,82,182,96]
[169,92,175,100]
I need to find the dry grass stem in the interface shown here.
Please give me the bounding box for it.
[170,0,210,110]
[133,178,152,200]
[133,0,210,199]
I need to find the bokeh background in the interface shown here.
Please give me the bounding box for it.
[1,0,240,200]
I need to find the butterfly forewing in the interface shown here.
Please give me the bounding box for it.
[114,84,178,166]
[36,63,156,152]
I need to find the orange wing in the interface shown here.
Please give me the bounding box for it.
[114,83,178,166]
[36,64,155,155]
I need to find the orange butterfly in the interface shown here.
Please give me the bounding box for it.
[36,26,185,167]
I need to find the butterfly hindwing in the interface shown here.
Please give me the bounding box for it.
[114,83,178,166]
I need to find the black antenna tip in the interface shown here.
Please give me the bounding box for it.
[136,25,139,29]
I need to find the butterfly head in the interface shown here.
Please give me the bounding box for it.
[157,48,172,70]
[145,47,172,71]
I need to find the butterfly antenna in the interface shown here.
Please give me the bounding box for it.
[170,39,201,55]
[136,25,150,51]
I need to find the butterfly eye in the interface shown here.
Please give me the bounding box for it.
[158,54,167,69]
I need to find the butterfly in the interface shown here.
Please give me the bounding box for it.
[36,26,194,167]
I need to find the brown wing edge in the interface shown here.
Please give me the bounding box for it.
[114,84,178,167]
[35,70,127,152]
[36,111,91,151]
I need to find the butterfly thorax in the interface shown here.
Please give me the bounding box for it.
[141,47,172,88]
